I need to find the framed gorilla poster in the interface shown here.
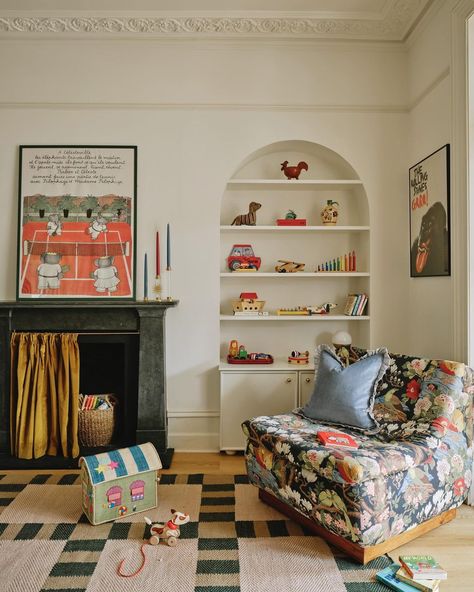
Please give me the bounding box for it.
[409,144,450,277]
[17,145,137,299]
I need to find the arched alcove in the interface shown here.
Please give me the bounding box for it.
[218,139,371,451]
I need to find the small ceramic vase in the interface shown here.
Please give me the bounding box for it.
[321,200,339,225]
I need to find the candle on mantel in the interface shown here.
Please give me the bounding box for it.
[166,223,171,270]
[156,231,160,277]
[144,252,148,300]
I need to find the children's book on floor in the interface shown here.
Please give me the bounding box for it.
[395,568,441,592]
[398,555,447,580]
[376,564,427,592]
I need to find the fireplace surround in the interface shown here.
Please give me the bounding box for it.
[0,300,177,469]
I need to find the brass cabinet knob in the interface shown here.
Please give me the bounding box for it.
[286,377,292,383]
[305,377,311,383]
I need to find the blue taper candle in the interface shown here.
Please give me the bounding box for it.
[144,252,148,299]
[166,223,171,269]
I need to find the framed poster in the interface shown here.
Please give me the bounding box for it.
[409,144,450,277]
[17,145,137,300]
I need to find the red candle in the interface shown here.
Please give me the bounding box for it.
[156,232,160,277]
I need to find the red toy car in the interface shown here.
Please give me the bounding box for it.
[227,244,261,271]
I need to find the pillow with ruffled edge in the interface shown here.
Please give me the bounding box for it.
[299,344,391,433]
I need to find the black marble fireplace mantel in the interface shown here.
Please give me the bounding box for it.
[0,300,177,469]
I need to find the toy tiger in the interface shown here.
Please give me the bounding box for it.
[231,201,261,226]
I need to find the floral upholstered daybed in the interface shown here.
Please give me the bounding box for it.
[242,346,474,563]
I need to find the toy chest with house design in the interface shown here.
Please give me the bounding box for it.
[79,442,162,525]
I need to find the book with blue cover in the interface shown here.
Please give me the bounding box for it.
[376,564,422,592]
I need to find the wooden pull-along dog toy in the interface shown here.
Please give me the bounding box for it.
[117,509,190,578]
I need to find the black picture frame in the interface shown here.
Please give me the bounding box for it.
[409,144,450,278]
[16,145,137,300]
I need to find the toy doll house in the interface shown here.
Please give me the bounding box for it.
[80,442,162,525]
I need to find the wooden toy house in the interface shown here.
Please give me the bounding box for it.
[79,442,162,525]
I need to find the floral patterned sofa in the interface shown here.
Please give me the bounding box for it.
[242,348,474,563]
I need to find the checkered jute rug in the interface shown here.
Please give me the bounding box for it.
[0,472,392,592]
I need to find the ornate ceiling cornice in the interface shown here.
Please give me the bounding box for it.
[0,1,430,41]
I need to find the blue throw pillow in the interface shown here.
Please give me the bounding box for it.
[301,344,390,432]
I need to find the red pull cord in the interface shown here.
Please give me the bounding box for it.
[117,543,148,578]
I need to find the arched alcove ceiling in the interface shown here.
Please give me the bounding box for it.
[231,140,360,180]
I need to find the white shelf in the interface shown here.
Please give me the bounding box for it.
[220,225,369,232]
[227,179,363,190]
[220,314,369,321]
[220,358,315,371]
[220,272,370,278]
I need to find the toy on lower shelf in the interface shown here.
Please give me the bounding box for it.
[232,292,267,316]
[277,307,311,316]
[307,302,337,314]
[227,340,273,364]
[288,350,309,364]
[275,260,305,273]
[316,251,356,272]
[277,303,337,316]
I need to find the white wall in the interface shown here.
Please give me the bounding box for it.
[0,36,411,450]
[406,0,457,360]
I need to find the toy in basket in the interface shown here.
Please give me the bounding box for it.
[78,394,117,447]
[79,442,162,525]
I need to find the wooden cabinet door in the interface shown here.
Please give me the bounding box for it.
[299,371,315,407]
[220,371,297,450]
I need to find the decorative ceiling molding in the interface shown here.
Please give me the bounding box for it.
[0,1,430,41]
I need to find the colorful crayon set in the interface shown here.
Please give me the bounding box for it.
[316,251,356,272]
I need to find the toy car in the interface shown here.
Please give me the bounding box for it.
[227,244,261,272]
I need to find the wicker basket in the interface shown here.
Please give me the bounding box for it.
[78,395,117,447]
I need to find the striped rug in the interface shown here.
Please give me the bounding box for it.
[0,472,391,592]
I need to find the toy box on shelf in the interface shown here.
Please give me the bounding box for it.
[79,442,162,525]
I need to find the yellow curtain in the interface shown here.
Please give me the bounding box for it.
[10,332,80,459]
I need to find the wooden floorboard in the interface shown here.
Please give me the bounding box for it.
[1,452,473,591]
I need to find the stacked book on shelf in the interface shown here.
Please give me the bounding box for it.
[343,293,368,316]
[376,556,446,592]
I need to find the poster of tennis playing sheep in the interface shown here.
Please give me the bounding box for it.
[17,145,137,300]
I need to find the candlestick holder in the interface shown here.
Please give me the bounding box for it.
[166,267,173,301]
[153,275,162,301]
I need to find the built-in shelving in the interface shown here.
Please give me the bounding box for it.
[220,272,370,278]
[219,358,316,371]
[220,225,369,232]
[227,179,363,189]
[219,140,371,451]
[220,315,369,321]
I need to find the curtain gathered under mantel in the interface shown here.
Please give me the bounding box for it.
[10,332,80,459]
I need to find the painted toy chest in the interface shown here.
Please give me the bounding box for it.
[79,442,162,525]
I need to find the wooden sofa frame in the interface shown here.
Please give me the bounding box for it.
[259,488,456,564]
